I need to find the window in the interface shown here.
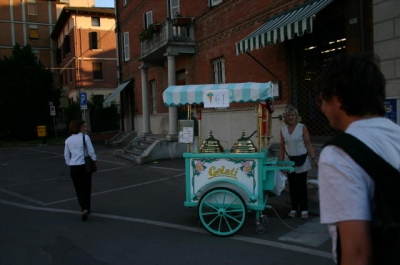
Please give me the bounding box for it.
[33,50,40,62]
[91,17,100,27]
[149,80,157,114]
[123,0,127,6]
[92,62,103,80]
[143,11,153,29]
[123,32,130,61]
[56,49,61,64]
[168,0,179,18]
[212,57,225,84]
[208,0,223,7]
[63,35,71,57]
[29,28,39,40]
[28,0,37,15]
[89,32,101,49]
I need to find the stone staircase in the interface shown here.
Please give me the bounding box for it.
[115,134,186,164]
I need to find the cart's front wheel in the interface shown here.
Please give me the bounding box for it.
[198,188,247,237]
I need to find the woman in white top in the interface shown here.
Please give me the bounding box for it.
[64,120,97,221]
[279,106,317,219]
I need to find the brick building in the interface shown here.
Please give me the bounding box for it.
[1,0,118,131]
[112,0,372,151]
[51,3,118,130]
[0,0,59,72]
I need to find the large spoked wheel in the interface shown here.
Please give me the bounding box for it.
[198,188,247,237]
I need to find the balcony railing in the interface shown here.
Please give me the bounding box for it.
[140,19,195,60]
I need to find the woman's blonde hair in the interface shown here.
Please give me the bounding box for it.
[283,105,300,124]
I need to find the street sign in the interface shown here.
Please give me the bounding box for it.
[80,92,88,110]
[50,106,56,116]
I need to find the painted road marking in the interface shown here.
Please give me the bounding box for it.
[0,199,332,260]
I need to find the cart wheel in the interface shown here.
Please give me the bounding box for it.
[256,224,266,235]
[198,188,247,237]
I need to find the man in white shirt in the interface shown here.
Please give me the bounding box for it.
[315,52,400,265]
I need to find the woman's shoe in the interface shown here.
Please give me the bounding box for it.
[301,211,308,219]
[288,210,296,218]
[81,210,89,221]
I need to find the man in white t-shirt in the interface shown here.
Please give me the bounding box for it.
[315,52,400,265]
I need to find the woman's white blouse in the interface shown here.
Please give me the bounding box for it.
[64,132,97,166]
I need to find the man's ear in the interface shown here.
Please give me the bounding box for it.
[332,95,344,110]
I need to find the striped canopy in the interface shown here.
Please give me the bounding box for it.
[163,82,273,107]
[236,0,333,55]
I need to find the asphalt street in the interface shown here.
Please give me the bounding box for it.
[0,143,334,265]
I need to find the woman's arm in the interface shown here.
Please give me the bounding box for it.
[279,130,285,161]
[302,125,318,165]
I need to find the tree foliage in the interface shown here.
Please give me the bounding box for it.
[88,94,120,133]
[0,44,62,139]
[63,94,120,134]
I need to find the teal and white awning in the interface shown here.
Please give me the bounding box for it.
[236,0,333,55]
[103,80,131,107]
[163,82,273,107]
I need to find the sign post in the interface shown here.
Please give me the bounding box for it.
[80,92,88,110]
[80,92,87,124]
[79,92,91,133]
[49,102,57,140]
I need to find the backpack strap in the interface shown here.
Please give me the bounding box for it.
[324,133,400,183]
[325,132,400,264]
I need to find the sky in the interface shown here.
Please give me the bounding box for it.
[95,0,114,7]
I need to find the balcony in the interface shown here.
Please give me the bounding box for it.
[140,19,196,63]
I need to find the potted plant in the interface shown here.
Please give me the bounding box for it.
[139,29,148,41]
[153,23,161,31]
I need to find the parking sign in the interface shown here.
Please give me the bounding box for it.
[50,106,56,116]
[80,92,87,110]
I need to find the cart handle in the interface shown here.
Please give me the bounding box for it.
[262,166,294,181]
[275,160,295,166]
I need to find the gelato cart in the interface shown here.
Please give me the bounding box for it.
[163,82,294,236]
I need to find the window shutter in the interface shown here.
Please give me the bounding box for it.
[209,0,223,7]
[97,32,101,49]
[123,32,130,61]
[29,29,39,39]
[145,11,153,28]
[170,0,179,18]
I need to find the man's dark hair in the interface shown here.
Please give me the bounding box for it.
[315,52,386,116]
[69,119,85,134]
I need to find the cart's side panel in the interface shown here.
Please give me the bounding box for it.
[183,152,265,207]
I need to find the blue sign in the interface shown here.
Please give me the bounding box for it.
[80,92,87,110]
[384,99,397,123]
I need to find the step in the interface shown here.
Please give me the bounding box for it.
[124,149,143,156]
[139,140,154,146]
[117,152,136,162]
[130,144,147,151]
